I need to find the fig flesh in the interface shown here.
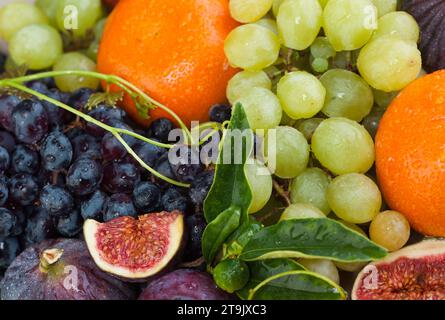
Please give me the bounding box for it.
[352,240,445,300]
[138,269,229,300]
[403,0,445,72]
[0,239,136,300]
[84,211,184,280]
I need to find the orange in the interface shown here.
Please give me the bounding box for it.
[97,0,239,127]
[376,70,445,237]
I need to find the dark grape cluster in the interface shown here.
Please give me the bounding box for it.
[0,79,219,272]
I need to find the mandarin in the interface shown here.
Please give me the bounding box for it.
[376,70,445,236]
[97,0,239,126]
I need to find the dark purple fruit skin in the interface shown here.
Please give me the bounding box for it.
[403,0,445,72]
[0,239,136,300]
[138,269,229,300]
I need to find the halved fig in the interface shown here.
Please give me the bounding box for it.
[352,240,445,300]
[84,211,184,280]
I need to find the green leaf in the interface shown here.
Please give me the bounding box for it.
[240,218,387,262]
[202,206,241,263]
[225,217,263,257]
[204,103,253,225]
[237,259,304,300]
[248,270,347,300]
[131,94,155,120]
[85,91,124,110]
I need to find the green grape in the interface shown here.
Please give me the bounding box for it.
[9,24,62,70]
[229,0,273,23]
[299,259,340,284]
[224,24,280,71]
[296,118,324,141]
[311,58,329,73]
[273,0,327,15]
[327,173,382,224]
[277,0,323,50]
[245,161,273,214]
[277,71,326,120]
[323,0,378,51]
[56,0,103,38]
[93,17,107,39]
[227,70,272,104]
[362,106,386,139]
[85,18,108,61]
[372,89,399,108]
[290,168,331,215]
[255,18,278,35]
[36,0,59,26]
[310,37,336,59]
[312,118,375,175]
[372,11,419,43]
[370,0,397,17]
[235,87,282,132]
[53,52,99,92]
[213,259,250,293]
[265,126,310,179]
[357,36,422,92]
[0,3,48,42]
[280,203,326,221]
[319,69,374,122]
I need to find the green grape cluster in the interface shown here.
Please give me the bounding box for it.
[226,0,421,229]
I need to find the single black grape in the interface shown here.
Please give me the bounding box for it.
[85,105,127,137]
[209,104,232,123]
[0,95,21,132]
[132,181,161,212]
[147,118,173,143]
[11,145,39,174]
[57,208,82,237]
[26,80,49,94]
[101,122,137,162]
[80,190,108,221]
[102,162,140,194]
[71,133,101,160]
[133,140,167,169]
[0,237,20,269]
[0,207,16,239]
[12,99,49,144]
[161,188,188,213]
[9,173,39,206]
[189,170,215,207]
[66,158,103,196]
[0,146,10,173]
[40,185,74,218]
[0,130,16,153]
[9,208,25,237]
[184,214,207,261]
[0,177,8,207]
[154,154,176,183]
[40,131,73,171]
[23,206,56,246]
[41,88,72,128]
[104,193,137,222]
[169,147,203,183]
[67,88,94,110]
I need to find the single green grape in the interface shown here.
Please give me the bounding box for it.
[310,37,336,59]
[311,58,329,73]
[273,0,327,15]
[53,52,99,92]
[213,259,250,293]
[224,24,280,71]
[296,118,324,141]
[9,24,62,70]
[372,11,420,43]
[323,0,378,51]
[0,3,48,42]
[370,0,397,17]
[280,203,326,221]
[290,167,331,215]
[277,71,326,120]
[85,18,108,61]
[327,173,382,224]
[362,106,386,138]
[265,126,310,179]
[312,118,375,175]
[227,70,272,105]
[277,0,323,50]
[245,161,273,214]
[357,36,422,92]
[36,0,59,26]
[255,18,278,35]
[299,259,340,284]
[320,69,374,122]
[235,87,282,132]
[369,210,410,252]
[229,0,273,23]
[372,89,399,108]
[56,0,103,38]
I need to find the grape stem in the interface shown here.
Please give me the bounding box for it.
[0,78,190,188]
[272,180,291,206]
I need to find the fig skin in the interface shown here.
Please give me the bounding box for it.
[138,269,230,300]
[402,0,445,72]
[0,239,137,300]
[352,239,445,300]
